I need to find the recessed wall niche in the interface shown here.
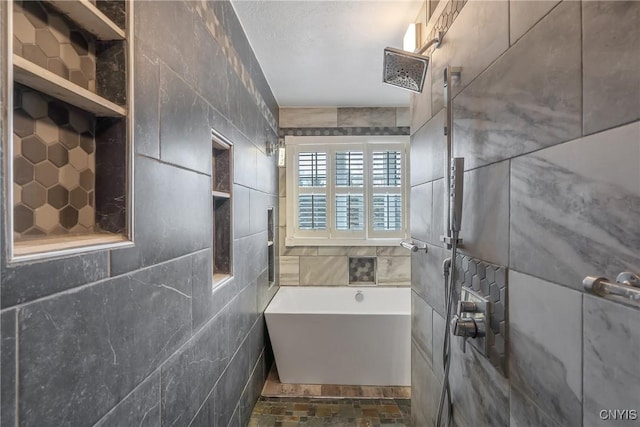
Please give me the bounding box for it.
[5,0,133,260]
[212,130,233,284]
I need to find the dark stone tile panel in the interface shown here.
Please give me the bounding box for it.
[110,156,211,276]
[18,254,193,426]
[161,306,230,427]
[94,371,161,427]
[134,0,198,87]
[159,65,211,175]
[1,251,109,308]
[133,43,160,158]
[1,310,16,427]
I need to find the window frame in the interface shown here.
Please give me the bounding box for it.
[285,135,409,247]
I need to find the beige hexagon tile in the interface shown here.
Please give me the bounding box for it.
[35,161,59,188]
[14,183,22,206]
[22,182,47,209]
[78,206,94,228]
[60,44,81,70]
[22,91,48,119]
[35,117,59,144]
[34,204,58,232]
[21,136,47,164]
[13,13,36,44]
[69,147,88,170]
[59,164,80,190]
[36,28,61,58]
[13,135,22,158]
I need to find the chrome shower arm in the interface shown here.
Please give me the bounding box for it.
[414,31,444,55]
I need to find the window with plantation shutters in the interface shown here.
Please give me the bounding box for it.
[297,152,327,230]
[286,136,408,245]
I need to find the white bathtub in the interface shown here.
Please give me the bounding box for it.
[265,286,411,386]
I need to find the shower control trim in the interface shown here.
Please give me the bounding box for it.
[452,287,490,355]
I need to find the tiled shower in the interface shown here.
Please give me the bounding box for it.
[0,0,638,426]
[1,0,279,425]
[410,0,640,426]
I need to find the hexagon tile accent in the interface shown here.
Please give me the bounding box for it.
[14,0,96,92]
[349,257,376,284]
[13,85,95,238]
[454,254,508,376]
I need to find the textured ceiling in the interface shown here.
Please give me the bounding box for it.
[231,1,424,108]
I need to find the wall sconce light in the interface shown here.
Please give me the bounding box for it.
[277,138,286,167]
[266,139,277,156]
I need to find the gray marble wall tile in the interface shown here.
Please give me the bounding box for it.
[583,295,640,427]
[412,292,433,363]
[410,64,432,134]
[452,0,582,171]
[337,108,397,127]
[377,256,411,285]
[509,0,561,45]
[509,270,583,427]
[510,384,563,427]
[410,109,445,186]
[431,310,445,383]
[1,251,109,308]
[159,65,211,175]
[18,255,193,426]
[459,160,510,266]
[279,108,338,128]
[134,44,160,159]
[396,107,410,128]
[411,181,433,244]
[279,256,299,285]
[511,122,640,291]
[412,244,448,316]
[161,307,229,427]
[95,371,161,427]
[1,310,16,427]
[411,342,439,427]
[110,156,211,276]
[317,247,377,256]
[299,256,348,285]
[376,246,410,257]
[449,342,510,427]
[431,0,509,112]
[583,1,640,135]
[430,179,446,247]
[277,226,318,256]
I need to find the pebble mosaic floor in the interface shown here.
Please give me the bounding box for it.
[248,397,411,427]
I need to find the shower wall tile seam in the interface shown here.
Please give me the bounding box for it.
[136,153,213,178]
[139,52,270,157]
[0,249,210,312]
[509,0,564,47]
[444,0,565,113]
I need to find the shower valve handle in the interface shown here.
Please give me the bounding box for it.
[450,315,485,339]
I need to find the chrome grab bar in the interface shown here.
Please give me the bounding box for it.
[583,272,640,308]
[400,240,428,253]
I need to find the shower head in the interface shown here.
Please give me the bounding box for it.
[382,47,430,92]
[382,33,442,93]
